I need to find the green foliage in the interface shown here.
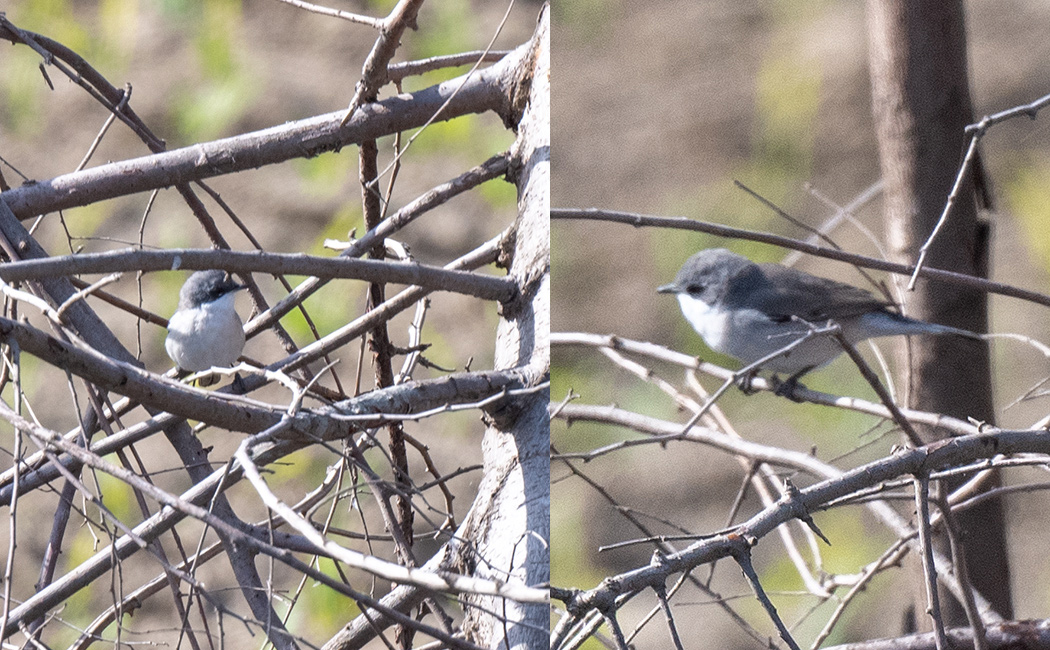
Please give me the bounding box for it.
[476,170,516,209]
[2,1,89,133]
[195,0,241,80]
[64,525,100,584]
[160,0,259,143]
[751,53,822,197]
[265,446,328,486]
[169,74,257,143]
[10,0,137,76]
[311,203,363,257]
[363,0,398,13]
[60,201,113,243]
[279,279,365,345]
[1003,153,1050,277]
[404,113,514,163]
[412,0,476,60]
[10,0,92,54]
[95,471,139,523]
[288,557,364,630]
[552,0,615,42]
[550,496,603,611]
[156,0,198,18]
[293,154,355,200]
[0,49,48,134]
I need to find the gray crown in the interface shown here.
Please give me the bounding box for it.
[178,270,244,309]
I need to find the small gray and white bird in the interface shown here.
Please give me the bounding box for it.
[165,270,246,374]
[658,248,980,377]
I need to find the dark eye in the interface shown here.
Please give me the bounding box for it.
[686,284,704,295]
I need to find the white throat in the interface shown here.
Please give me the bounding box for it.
[676,294,731,352]
[166,291,245,372]
[205,291,239,315]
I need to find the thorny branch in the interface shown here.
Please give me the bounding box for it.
[549,329,1050,646]
[0,2,550,649]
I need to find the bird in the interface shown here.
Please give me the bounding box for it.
[165,270,246,383]
[657,248,981,381]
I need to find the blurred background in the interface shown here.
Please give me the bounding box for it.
[553,1,1050,646]
[0,1,539,647]
[1,0,538,412]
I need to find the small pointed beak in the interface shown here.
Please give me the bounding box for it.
[224,275,246,292]
[657,283,679,294]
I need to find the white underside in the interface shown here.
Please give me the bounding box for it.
[676,294,946,374]
[165,292,246,372]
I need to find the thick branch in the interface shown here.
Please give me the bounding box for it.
[1,44,528,219]
[0,248,515,303]
[0,312,528,440]
[558,422,1044,624]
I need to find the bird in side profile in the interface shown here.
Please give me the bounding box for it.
[658,248,981,381]
[165,270,246,382]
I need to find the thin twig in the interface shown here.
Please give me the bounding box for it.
[913,475,949,649]
[907,133,982,289]
[55,273,121,320]
[732,537,801,650]
[245,152,511,336]
[785,180,885,267]
[828,327,925,447]
[652,582,685,650]
[809,538,909,649]
[75,84,132,172]
[963,91,1050,134]
[273,0,383,27]
[676,327,822,435]
[940,499,988,650]
[234,427,548,602]
[388,50,512,81]
[551,208,1050,309]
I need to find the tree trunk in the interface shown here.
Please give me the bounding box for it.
[460,5,550,648]
[866,0,1012,627]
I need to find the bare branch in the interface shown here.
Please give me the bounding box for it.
[0,249,515,302]
[2,46,527,219]
[273,0,384,27]
[388,50,513,82]
[340,0,426,125]
[235,426,548,603]
[550,208,1050,309]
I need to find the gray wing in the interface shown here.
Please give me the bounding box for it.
[755,263,894,322]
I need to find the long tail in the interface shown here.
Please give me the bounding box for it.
[893,314,984,341]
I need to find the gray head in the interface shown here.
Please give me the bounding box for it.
[657,248,762,308]
[178,270,244,310]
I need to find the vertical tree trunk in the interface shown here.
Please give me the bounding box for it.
[866,0,1012,627]
[461,6,550,648]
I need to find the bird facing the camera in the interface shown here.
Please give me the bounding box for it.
[165,270,246,374]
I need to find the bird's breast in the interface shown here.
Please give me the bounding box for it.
[165,298,245,371]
